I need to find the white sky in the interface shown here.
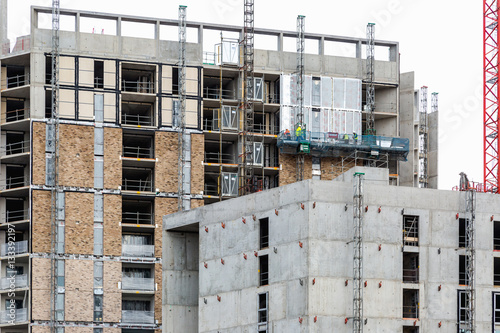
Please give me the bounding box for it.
[6,0,483,190]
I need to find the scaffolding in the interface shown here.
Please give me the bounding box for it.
[177,5,187,211]
[464,187,476,332]
[365,23,375,136]
[296,15,305,181]
[239,0,255,195]
[418,86,428,188]
[352,172,364,333]
[49,0,60,332]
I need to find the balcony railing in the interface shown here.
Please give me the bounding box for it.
[402,305,419,319]
[3,74,30,89]
[1,240,28,257]
[122,276,155,291]
[3,108,30,123]
[122,178,153,192]
[402,268,419,283]
[122,80,154,94]
[0,308,27,324]
[495,237,500,251]
[121,310,154,324]
[122,113,154,127]
[3,209,29,223]
[121,244,154,258]
[204,152,235,164]
[122,211,153,225]
[0,176,29,190]
[2,140,30,156]
[0,274,28,290]
[123,146,154,159]
[203,86,235,100]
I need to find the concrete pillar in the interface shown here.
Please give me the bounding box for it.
[356,40,362,59]
[198,25,204,63]
[1,0,9,53]
[278,32,283,52]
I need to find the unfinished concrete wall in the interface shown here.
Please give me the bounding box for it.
[65,259,93,321]
[103,127,122,190]
[59,124,94,188]
[65,192,94,255]
[103,194,121,256]
[31,258,51,320]
[191,133,204,195]
[155,131,178,193]
[103,261,122,322]
[32,190,51,253]
[428,111,438,189]
[32,122,46,185]
[399,72,416,187]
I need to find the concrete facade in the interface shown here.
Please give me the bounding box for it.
[164,167,500,332]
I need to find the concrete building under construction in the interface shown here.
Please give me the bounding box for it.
[0,2,440,333]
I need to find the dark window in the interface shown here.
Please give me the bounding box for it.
[494,221,500,250]
[403,252,419,283]
[94,295,103,321]
[495,258,500,286]
[459,255,469,285]
[172,67,179,95]
[259,255,269,286]
[94,60,104,89]
[258,293,268,324]
[494,292,500,324]
[46,55,53,84]
[403,215,419,246]
[459,218,469,248]
[260,218,269,249]
[458,290,469,327]
[403,327,419,333]
[402,289,419,319]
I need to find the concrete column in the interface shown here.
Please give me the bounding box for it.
[278,32,283,52]
[389,45,398,62]
[198,25,204,62]
[356,40,362,59]
[1,0,8,53]
[155,20,160,60]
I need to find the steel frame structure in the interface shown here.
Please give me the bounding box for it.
[296,15,305,181]
[464,189,476,333]
[418,86,428,188]
[352,172,364,333]
[178,5,187,210]
[365,23,375,136]
[484,0,500,193]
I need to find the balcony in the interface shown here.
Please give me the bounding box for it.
[2,107,29,124]
[122,167,154,193]
[2,140,29,156]
[0,240,28,257]
[0,274,28,290]
[121,310,154,324]
[2,73,30,90]
[121,244,154,258]
[0,174,29,191]
[121,102,154,127]
[122,277,155,291]
[0,308,27,324]
[121,65,155,94]
[3,208,28,223]
[122,133,155,167]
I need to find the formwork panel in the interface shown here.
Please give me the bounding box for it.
[59,124,94,188]
[65,192,94,254]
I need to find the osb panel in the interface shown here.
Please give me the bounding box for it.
[32,122,46,185]
[65,259,93,321]
[103,329,121,333]
[103,261,121,322]
[64,328,93,333]
[59,124,94,188]
[190,133,204,195]
[155,131,178,193]
[32,327,51,333]
[191,199,204,209]
[65,192,94,254]
[32,190,51,253]
[104,127,122,190]
[66,290,93,321]
[155,197,177,258]
[320,157,346,180]
[104,194,121,256]
[31,258,51,321]
[154,263,162,323]
[278,154,312,186]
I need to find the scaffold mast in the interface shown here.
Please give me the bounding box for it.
[418,86,428,188]
[296,15,305,181]
[465,187,476,332]
[178,5,187,210]
[352,172,364,333]
[484,0,500,193]
[365,23,375,135]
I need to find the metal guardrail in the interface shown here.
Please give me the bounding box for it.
[122,212,153,225]
[204,152,235,164]
[402,268,419,283]
[402,305,419,319]
[2,74,30,90]
[0,176,29,190]
[0,274,28,290]
[203,87,235,100]
[0,240,28,257]
[204,184,219,196]
[121,244,154,258]
[3,209,29,223]
[122,179,153,192]
[0,308,27,324]
[123,146,154,159]
[122,113,154,126]
[121,310,154,324]
[122,276,154,291]
[121,80,154,94]
[3,108,30,123]
[495,238,500,250]
[203,51,216,65]
[2,140,30,156]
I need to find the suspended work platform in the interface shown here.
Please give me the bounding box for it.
[277,131,410,161]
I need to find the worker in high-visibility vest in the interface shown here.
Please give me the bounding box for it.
[296,125,303,141]
[284,129,291,139]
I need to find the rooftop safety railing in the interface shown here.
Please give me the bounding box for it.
[0,274,28,290]
[122,211,153,225]
[2,108,30,123]
[122,178,153,192]
[123,146,154,159]
[121,80,154,94]
[121,310,154,324]
[0,308,27,324]
[122,276,155,291]
[2,74,30,90]
[121,244,154,258]
[0,240,29,257]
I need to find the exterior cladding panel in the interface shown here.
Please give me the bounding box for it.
[65,192,94,255]
[59,124,94,188]
[31,258,51,320]
[32,190,51,253]
[278,153,312,186]
[103,127,122,189]
[65,260,94,321]
[32,122,46,185]
[104,194,121,256]
[191,133,204,195]
[104,261,122,322]
[155,263,162,323]
[155,131,178,193]
[155,197,177,258]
